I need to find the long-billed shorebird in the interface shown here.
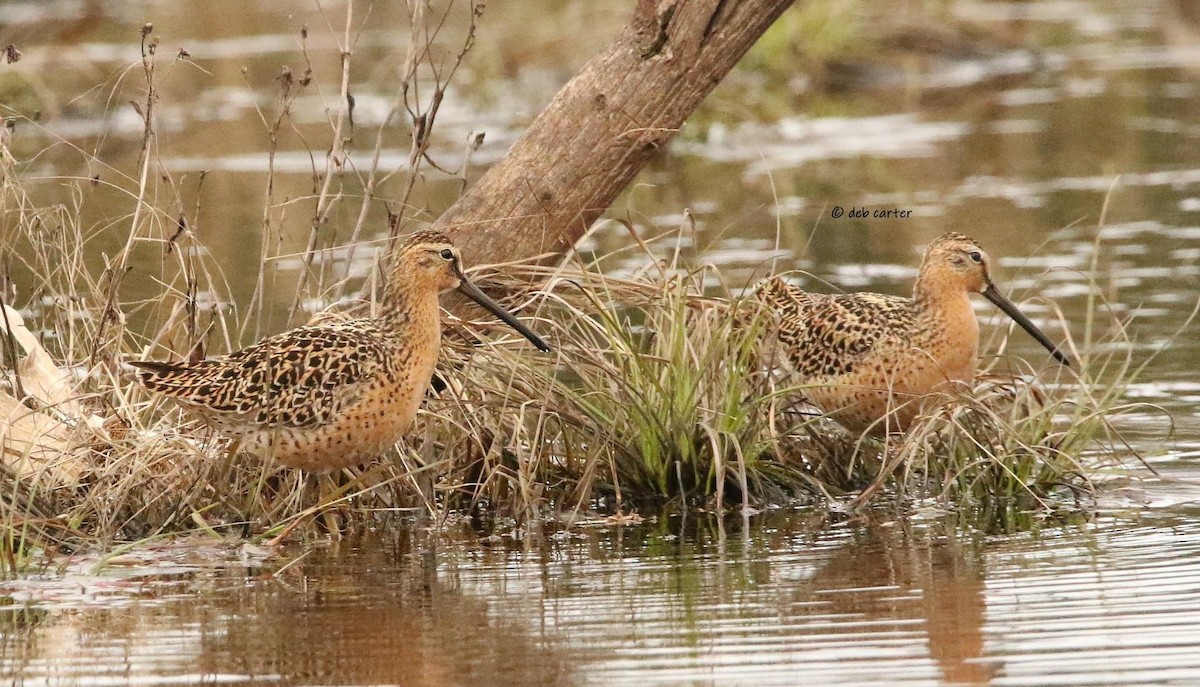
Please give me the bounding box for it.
[757,232,1070,434]
[130,230,549,472]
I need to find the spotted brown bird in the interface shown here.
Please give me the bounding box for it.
[130,230,549,471]
[757,232,1070,434]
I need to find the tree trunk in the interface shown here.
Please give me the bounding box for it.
[437,0,796,274]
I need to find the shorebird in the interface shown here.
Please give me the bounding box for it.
[130,230,550,472]
[757,232,1069,434]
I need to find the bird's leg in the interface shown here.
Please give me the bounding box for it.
[414,420,441,527]
[263,472,319,547]
[215,436,246,508]
[319,473,343,540]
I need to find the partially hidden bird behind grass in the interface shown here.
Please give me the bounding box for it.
[130,230,550,472]
[756,232,1070,434]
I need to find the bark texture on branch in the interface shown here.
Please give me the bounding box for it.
[436,0,796,272]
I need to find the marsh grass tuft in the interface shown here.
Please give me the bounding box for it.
[0,191,1162,565]
[1,201,1168,565]
[424,257,817,516]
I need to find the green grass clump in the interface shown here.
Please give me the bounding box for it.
[444,259,813,512]
[371,265,808,526]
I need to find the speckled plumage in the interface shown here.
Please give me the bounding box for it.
[132,230,549,472]
[758,232,1069,434]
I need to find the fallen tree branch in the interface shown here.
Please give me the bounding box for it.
[433,0,796,275]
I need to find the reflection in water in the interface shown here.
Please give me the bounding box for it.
[195,537,580,686]
[925,541,990,685]
[807,525,993,686]
[0,533,580,687]
[7,513,1200,686]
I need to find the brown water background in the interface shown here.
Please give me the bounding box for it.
[3,0,1200,684]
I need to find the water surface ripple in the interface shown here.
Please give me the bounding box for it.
[6,515,1200,685]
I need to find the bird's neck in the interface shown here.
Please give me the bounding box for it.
[379,276,440,333]
[912,269,978,333]
[912,271,980,376]
[913,265,966,312]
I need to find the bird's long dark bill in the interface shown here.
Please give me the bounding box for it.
[455,267,551,352]
[982,282,1070,366]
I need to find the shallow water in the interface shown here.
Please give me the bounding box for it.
[7,510,1200,686]
[3,0,1200,684]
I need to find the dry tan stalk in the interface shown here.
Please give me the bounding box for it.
[0,304,99,484]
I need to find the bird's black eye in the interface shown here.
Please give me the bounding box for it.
[439,248,454,260]
[968,251,983,264]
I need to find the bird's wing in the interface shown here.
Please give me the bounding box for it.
[757,277,912,380]
[133,321,388,428]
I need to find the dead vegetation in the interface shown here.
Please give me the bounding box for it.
[0,4,1164,570]
[0,199,1153,565]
